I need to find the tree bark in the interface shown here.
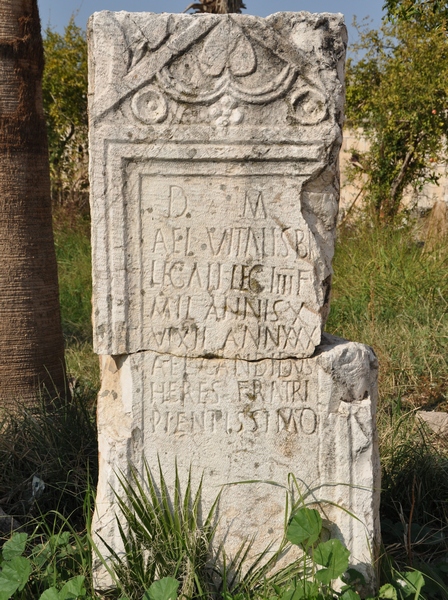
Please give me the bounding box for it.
[0,0,66,408]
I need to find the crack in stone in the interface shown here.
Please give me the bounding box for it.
[114,347,309,364]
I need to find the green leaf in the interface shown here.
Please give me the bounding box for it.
[295,581,320,599]
[286,507,322,548]
[2,533,28,560]
[341,590,361,600]
[30,543,53,568]
[395,571,425,597]
[314,539,350,584]
[0,579,21,600]
[145,577,179,600]
[54,532,71,547]
[59,575,87,599]
[378,584,398,599]
[39,589,61,600]
[279,587,296,600]
[0,556,31,597]
[279,581,321,600]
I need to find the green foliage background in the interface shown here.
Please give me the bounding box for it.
[43,20,88,207]
[383,0,448,23]
[346,15,448,220]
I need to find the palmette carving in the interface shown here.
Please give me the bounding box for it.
[153,18,300,113]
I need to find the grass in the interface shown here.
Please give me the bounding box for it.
[327,221,448,411]
[0,390,98,532]
[380,414,448,550]
[53,207,99,391]
[104,461,221,599]
[96,466,373,600]
[379,412,448,596]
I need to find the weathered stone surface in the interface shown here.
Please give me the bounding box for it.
[88,11,346,359]
[92,335,380,588]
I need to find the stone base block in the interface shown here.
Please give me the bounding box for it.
[92,334,380,591]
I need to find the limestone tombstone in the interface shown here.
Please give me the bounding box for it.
[88,10,380,592]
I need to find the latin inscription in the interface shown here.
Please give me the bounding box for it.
[147,225,309,259]
[148,378,309,406]
[147,407,318,436]
[142,355,319,438]
[125,172,323,358]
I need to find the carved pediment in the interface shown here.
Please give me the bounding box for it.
[91,13,339,128]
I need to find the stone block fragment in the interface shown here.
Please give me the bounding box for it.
[92,335,380,590]
[88,11,346,359]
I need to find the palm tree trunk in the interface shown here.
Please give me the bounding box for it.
[0,0,66,408]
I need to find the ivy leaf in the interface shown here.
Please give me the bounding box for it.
[0,556,32,595]
[2,533,28,560]
[314,538,350,584]
[286,507,322,548]
[200,21,230,77]
[144,577,179,600]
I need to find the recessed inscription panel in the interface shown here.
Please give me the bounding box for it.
[123,165,324,359]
